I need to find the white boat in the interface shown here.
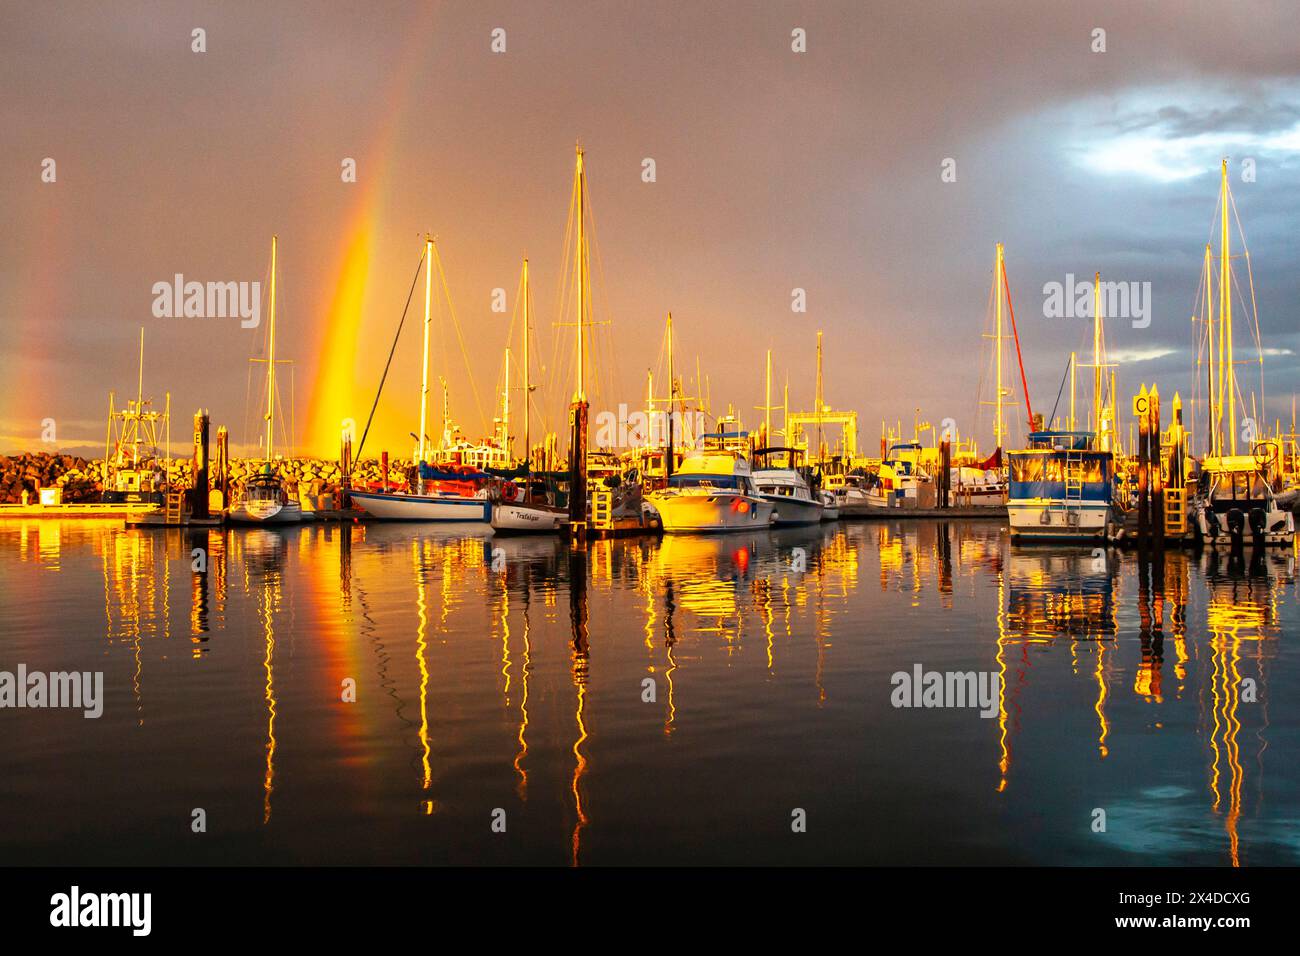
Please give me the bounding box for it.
[752,447,824,525]
[350,487,490,522]
[649,450,774,532]
[230,236,302,526]
[819,489,840,520]
[824,473,872,515]
[351,236,490,523]
[230,465,304,524]
[1006,431,1120,540]
[1193,456,1295,547]
[865,441,930,508]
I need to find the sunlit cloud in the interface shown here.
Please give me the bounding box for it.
[1110,347,1180,363]
[1070,84,1300,183]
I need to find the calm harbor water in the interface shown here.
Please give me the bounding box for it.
[1,517,1297,866]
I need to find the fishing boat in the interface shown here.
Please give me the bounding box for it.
[752,447,824,525]
[491,258,568,533]
[1007,430,1120,540]
[101,329,170,507]
[649,449,774,532]
[1193,454,1294,547]
[1189,161,1294,548]
[350,236,491,524]
[864,441,930,508]
[229,236,302,525]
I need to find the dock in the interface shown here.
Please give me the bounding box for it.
[841,505,1007,521]
[0,503,161,520]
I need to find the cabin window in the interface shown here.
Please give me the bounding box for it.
[1010,456,1043,482]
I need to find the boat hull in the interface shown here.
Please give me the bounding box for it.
[491,502,567,533]
[761,495,824,526]
[654,493,774,533]
[1008,500,1113,539]
[350,490,491,523]
[228,499,303,525]
[1194,504,1295,547]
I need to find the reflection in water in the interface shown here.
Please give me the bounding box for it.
[1,517,1297,866]
[569,547,590,867]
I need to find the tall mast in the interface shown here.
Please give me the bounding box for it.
[502,347,511,453]
[1220,158,1236,455]
[574,145,587,403]
[666,312,675,479]
[566,144,591,537]
[266,235,278,461]
[1205,243,1216,456]
[418,235,433,472]
[815,330,824,462]
[994,243,1005,450]
[136,327,145,411]
[522,258,530,472]
[765,348,772,443]
[1092,271,1103,445]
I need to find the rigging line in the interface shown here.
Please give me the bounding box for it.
[354,246,428,464]
[1047,353,1072,430]
[430,242,489,437]
[1001,258,1035,432]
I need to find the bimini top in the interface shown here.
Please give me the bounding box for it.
[1025,430,1096,451]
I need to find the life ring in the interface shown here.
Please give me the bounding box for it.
[501,481,518,503]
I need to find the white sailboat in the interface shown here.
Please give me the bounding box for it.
[492,257,568,533]
[351,236,494,523]
[1191,160,1294,547]
[229,236,302,525]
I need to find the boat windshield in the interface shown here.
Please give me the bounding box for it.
[668,473,748,491]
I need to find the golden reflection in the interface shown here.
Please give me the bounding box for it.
[569,549,590,867]
[514,591,531,801]
[1199,550,1288,867]
[413,538,434,813]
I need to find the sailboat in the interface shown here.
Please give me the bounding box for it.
[1191,160,1294,547]
[229,236,303,525]
[350,236,493,522]
[492,257,567,532]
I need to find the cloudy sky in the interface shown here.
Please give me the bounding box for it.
[3,1,1298,458]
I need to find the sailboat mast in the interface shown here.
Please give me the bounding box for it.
[418,235,433,473]
[136,327,145,411]
[995,243,1004,450]
[503,347,511,454]
[815,330,824,462]
[666,312,675,480]
[266,235,278,461]
[1220,158,1236,455]
[1205,243,1216,456]
[522,258,530,472]
[1092,271,1103,444]
[764,348,772,443]
[575,146,586,403]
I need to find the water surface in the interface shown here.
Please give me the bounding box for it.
[1,518,1296,866]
